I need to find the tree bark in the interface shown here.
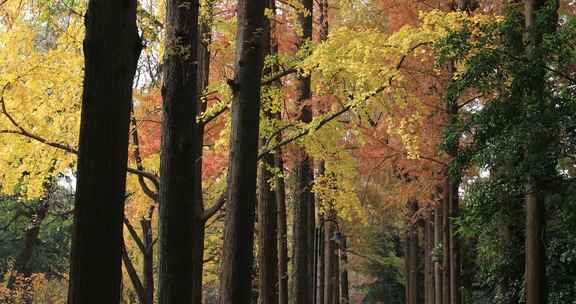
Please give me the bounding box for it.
[67,1,141,302]
[324,211,339,304]
[424,214,434,304]
[257,1,280,302]
[141,211,154,304]
[442,187,451,304]
[276,147,289,304]
[316,216,325,304]
[158,1,205,303]
[523,1,557,304]
[292,0,314,303]
[434,208,443,304]
[448,180,461,304]
[218,0,266,302]
[340,235,350,304]
[406,202,420,304]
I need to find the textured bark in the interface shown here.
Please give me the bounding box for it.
[448,180,461,304]
[218,0,266,302]
[442,189,451,304]
[425,215,435,304]
[523,1,556,304]
[434,208,443,304]
[257,1,279,301]
[67,1,140,302]
[158,1,204,303]
[14,198,50,277]
[141,214,154,304]
[340,235,350,304]
[406,202,420,304]
[292,0,314,303]
[324,213,339,304]
[316,217,325,304]
[276,148,289,304]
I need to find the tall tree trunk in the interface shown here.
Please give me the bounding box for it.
[292,0,314,303]
[141,210,154,304]
[67,1,141,302]
[258,1,280,302]
[158,1,205,303]
[424,214,435,304]
[448,180,461,304]
[406,202,420,304]
[276,148,289,304]
[324,210,339,304]
[340,235,350,304]
[316,216,325,304]
[218,0,266,302]
[523,1,557,304]
[442,188,451,304]
[434,208,443,304]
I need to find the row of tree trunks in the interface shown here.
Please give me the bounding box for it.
[218,0,267,302]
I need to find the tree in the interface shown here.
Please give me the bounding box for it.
[292,0,315,303]
[218,0,267,302]
[67,0,141,303]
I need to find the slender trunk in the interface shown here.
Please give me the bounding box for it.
[257,137,279,304]
[406,202,419,304]
[258,1,280,301]
[276,148,289,304]
[158,1,205,303]
[523,1,556,304]
[67,1,140,302]
[121,238,146,304]
[525,182,546,304]
[442,187,451,304]
[448,180,461,304]
[292,0,314,302]
[324,211,338,304]
[218,0,266,302]
[340,235,350,304]
[424,214,435,304]
[317,216,325,304]
[434,208,443,304]
[141,212,154,304]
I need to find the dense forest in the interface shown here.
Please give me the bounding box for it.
[1,0,575,303]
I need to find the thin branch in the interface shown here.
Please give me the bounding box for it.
[121,237,146,304]
[124,217,146,254]
[202,190,227,222]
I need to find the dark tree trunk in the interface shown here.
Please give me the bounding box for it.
[158,1,205,303]
[525,184,546,304]
[406,202,420,304]
[523,1,557,304]
[218,0,266,302]
[13,198,50,278]
[324,211,338,304]
[257,1,279,301]
[292,0,314,303]
[448,180,461,304]
[424,214,434,304]
[276,146,289,304]
[442,187,451,304]
[434,208,443,304]
[67,1,141,302]
[141,211,154,304]
[316,217,325,304]
[340,235,350,304]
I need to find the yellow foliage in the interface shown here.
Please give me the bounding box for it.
[0,15,83,198]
